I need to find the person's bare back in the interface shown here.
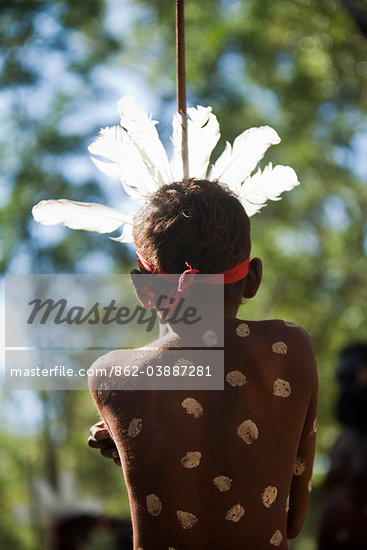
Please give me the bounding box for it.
[90,316,317,550]
[89,179,318,549]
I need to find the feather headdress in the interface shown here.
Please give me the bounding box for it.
[32,95,299,243]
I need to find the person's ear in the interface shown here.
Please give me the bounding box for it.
[130,269,156,309]
[242,257,262,299]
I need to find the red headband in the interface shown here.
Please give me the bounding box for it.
[136,250,250,287]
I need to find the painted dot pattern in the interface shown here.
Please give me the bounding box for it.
[226,370,247,387]
[181,451,202,469]
[146,494,162,516]
[136,323,312,544]
[294,456,306,476]
[237,419,259,445]
[181,397,203,419]
[177,510,198,530]
[261,486,278,508]
[201,329,218,347]
[225,503,245,522]
[270,530,283,546]
[213,475,232,492]
[273,378,291,398]
[308,479,313,493]
[236,323,250,337]
[128,418,142,438]
[272,341,288,354]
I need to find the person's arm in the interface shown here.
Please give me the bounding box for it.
[87,351,122,467]
[287,335,318,539]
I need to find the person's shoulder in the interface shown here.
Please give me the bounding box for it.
[266,319,314,347]
[88,349,119,395]
[241,319,317,372]
[239,318,312,345]
[89,348,127,375]
[87,348,137,394]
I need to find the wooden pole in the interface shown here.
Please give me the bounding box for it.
[176,0,189,179]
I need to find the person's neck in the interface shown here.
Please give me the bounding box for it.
[156,299,241,346]
[224,299,241,319]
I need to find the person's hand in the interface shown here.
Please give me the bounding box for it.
[88,420,121,467]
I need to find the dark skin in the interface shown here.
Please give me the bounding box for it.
[88,260,263,463]
[88,420,121,467]
[88,258,317,549]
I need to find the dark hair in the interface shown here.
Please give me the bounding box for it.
[133,179,251,299]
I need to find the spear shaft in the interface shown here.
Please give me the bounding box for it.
[176,0,189,179]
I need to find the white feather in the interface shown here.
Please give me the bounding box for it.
[237,163,300,216]
[88,125,158,201]
[109,223,134,244]
[32,96,301,248]
[90,156,149,204]
[118,95,172,185]
[32,199,133,234]
[209,126,281,194]
[170,106,220,180]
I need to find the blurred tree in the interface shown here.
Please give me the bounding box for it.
[1,2,133,548]
[0,0,131,274]
[2,1,367,549]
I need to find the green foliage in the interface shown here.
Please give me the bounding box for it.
[0,0,128,274]
[2,0,367,548]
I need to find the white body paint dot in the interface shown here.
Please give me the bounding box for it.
[308,479,313,493]
[176,510,198,530]
[181,451,201,469]
[226,370,247,387]
[272,341,288,354]
[225,503,245,522]
[237,419,259,445]
[128,418,142,438]
[236,323,250,337]
[213,476,232,492]
[270,530,283,546]
[261,486,278,508]
[146,494,162,516]
[294,456,306,476]
[181,397,203,419]
[273,378,291,398]
[201,329,218,347]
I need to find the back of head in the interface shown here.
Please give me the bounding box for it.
[133,179,251,275]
